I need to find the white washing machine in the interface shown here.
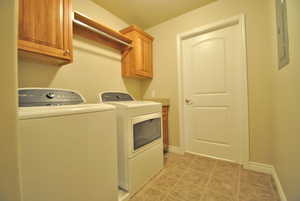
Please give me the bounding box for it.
[18,88,119,201]
[99,92,164,198]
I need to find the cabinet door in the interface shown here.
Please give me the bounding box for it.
[19,0,72,63]
[135,35,153,78]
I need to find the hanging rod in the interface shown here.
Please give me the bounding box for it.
[73,19,133,48]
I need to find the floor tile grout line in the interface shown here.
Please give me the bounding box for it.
[140,153,190,200]
[167,154,239,200]
[163,153,195,201]
[161,153,197,201]
[131,154,179,199]
[133,153,275,201]
[199,159,218,201]
[201,159,243,200]
[239,167,280,201]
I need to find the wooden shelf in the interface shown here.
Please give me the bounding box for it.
[73,11,132,52]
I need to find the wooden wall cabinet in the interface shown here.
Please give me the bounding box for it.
[162,105,169,152]
[120,25,154,79]
[18,0,73,64]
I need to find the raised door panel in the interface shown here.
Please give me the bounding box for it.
[142,37,153,78]
[134,36,144,74]
[121,31,135,77]
[134,36,153,78]
[19,0,72,62]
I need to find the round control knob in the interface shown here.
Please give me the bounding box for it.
[46,92,55,99]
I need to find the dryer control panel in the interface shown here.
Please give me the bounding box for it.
[100,92,134,102]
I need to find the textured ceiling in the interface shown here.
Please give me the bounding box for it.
[91,0,217,29]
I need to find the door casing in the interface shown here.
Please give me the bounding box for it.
[176,15,249,165]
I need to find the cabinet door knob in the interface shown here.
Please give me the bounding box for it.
[64,50,70,55]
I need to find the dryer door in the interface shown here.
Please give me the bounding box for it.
[131,113,162,154]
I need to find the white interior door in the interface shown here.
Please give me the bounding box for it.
[182,23,246,162]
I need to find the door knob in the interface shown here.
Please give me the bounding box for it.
[185,99,193,105]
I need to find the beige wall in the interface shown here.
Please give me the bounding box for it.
[18,0,142,102]
[143,0,275,164]
[0,0,21,200]
[271,0,300,200]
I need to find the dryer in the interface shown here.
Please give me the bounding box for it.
[99,92,164,198]
[18,88,118,201]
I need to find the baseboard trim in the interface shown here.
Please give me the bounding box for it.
[243,161,274,174]
[271,167,288,201]
[244,162,287,201]
[168,145,184,155]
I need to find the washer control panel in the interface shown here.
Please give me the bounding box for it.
[19,88,85,107]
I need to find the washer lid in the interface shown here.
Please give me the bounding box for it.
[18,104,115,120]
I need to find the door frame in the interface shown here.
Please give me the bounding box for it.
[176,14,249,164]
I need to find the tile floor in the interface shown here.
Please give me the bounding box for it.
[129,153,280,201]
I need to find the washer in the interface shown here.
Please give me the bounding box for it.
[99,92,164,197]
[18,88,118,201]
